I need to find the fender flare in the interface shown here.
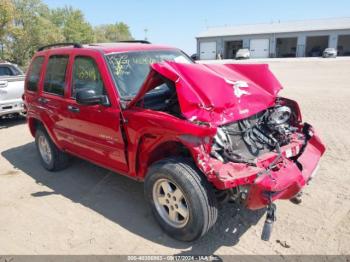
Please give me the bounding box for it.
[27,116,63,150]
[134,136,194,179]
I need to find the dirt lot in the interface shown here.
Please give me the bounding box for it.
[0,58,349,255]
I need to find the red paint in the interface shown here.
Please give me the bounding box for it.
[24,44,325,211]
[129,62,283,126]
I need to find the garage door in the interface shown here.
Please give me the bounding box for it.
[200,42,217,60]
[250,39,270,58]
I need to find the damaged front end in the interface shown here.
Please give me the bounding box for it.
[126,59,325,240]
[205,97,325,210]
[128,61,325,209]
[137,62,326,210]
[199,97,325,241]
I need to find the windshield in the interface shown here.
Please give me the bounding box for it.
[106,50,193,99]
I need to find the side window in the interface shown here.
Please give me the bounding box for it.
[72,56,105,98]
[27,56,44,91]
[0,66,14,76]
[10,65,24,76]
[44,55,69,96]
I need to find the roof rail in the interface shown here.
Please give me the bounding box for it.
[117,40,151,44]
[37,43,82,51]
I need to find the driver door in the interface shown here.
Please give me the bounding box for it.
[64,53,128,174]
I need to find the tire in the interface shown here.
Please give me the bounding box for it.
[35,127,69,171]
[144,157,218,242]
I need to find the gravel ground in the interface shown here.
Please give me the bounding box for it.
[0,58,349,255]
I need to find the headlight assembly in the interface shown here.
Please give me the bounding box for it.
[268,106,291,125]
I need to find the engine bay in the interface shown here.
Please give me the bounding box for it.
[211,100,300,164]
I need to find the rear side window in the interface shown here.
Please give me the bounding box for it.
[72,56,105,98]
[27,56,44,91]
[0,66,13,76]
[44,55,69,96]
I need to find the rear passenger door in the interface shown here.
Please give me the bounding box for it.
[24,56,45,117]
[63,53,128,174]
[40,54,72,147]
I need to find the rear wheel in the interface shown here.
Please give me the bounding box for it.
[144,158,218,242]
[35,127,69,171]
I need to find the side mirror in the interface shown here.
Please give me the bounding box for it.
[76,89,110,106]
[190,54,198,61]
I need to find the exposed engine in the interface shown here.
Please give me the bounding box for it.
[211,103,299,164]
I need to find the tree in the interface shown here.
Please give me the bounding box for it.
[0,0,15,59]
[1,0,133,66]
[5,0,63,66]
[0,0,15,39]
[94,22,133,43]
[50,6,94,43]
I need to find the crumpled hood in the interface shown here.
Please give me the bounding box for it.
[128,61,283,126]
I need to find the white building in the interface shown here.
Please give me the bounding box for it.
[196,17,350,59]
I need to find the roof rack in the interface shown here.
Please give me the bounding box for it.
[117,40,151,44]
[37,43,82,51]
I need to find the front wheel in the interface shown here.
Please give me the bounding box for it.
[144,158,218,242]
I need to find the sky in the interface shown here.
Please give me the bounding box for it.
[43,0,350,54]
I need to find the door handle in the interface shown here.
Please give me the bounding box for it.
[67,105,80,113]
[38,97,49,104]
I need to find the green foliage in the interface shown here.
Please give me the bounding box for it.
[4,0,63,66]
[0,0,133,66]
[94,22,133,43]
[49,6,94,43]
[0,0,15,59]
[0,0,15,41]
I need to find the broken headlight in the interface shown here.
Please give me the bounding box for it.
[267,106,291,126]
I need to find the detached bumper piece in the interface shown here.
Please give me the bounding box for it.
[261,203,276,241]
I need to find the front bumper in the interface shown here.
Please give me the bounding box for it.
[206,125,325,210]
[323,53,336,58]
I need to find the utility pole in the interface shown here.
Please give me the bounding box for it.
[144,28,148,41]
[0,42,3,60]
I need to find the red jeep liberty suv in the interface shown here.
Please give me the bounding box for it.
[24,42,325,242]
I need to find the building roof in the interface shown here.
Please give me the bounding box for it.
[197,17,350,38]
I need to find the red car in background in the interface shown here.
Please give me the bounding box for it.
[24,42,325,242]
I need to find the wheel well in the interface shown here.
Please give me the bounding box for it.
[28,118,43,137]
[139,141,193,178]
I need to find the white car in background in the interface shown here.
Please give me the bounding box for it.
[0,62,25,118]
[323,48,337,58]
[235,48,250,59]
